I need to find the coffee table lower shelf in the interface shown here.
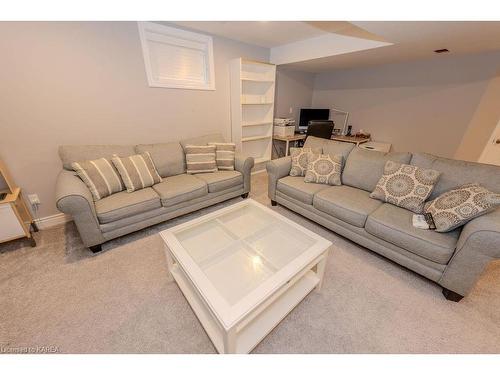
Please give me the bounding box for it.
[171,264,319,354]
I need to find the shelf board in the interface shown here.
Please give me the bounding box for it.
[241,102,274,105]
[242,121,272,127]
[241,59,274,66]
[0,187,20,204]
[236,271,318,353]
[241,78,274,83]
[241,135,272,142]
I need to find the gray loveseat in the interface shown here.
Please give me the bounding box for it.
[267,136,500,301]
[56,134,254,253]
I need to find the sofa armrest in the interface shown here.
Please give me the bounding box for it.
[234,153,254,193]
[439,208,500,296]
[266,156,292,201]
[55,170,105,247]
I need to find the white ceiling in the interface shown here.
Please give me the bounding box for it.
[171,21,500,72]
[287,21,500,72]
[172,21,326,47]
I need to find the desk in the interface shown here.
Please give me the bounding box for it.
[331,135,370,146]
[273,134,307,156]
[359,141,392,153]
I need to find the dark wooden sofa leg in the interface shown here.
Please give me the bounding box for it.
[271,200,277,206]
[241,193,249,199]
[442,288,464,302]
[89,244,103,254]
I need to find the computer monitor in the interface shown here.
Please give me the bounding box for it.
[298,108,330,132]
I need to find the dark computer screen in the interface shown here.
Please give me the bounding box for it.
[299,109,330,129]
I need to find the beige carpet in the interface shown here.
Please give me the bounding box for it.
[1,173,500,354]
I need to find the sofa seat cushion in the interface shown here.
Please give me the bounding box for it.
[365,204,460,264]
[194,171,243,193]
[277,176,330,205]
[313,186,382,228]
[95,187,161,224]
[153,174,208,207]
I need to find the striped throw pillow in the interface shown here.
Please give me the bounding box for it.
[72,158,125,201]
[209,142,236,171]
[111,152,162,192]
[185,145,217,174]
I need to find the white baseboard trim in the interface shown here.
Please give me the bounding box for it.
[34,213,72,230]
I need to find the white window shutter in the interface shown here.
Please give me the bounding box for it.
[138,22,215,90]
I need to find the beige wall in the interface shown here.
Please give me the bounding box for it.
[454,67,500,161]
[312,51,500,156]
[274,67,315,122]
[0,22,268,218]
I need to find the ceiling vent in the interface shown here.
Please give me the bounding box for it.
[434,48,450,54]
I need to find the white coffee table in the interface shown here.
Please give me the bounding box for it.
[160,199,331,354]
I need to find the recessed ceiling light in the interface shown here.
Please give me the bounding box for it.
[434,48,450,54]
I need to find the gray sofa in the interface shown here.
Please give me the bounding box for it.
[267,136,500,301]
[56,134,254,253]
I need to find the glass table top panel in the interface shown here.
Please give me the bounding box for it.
[173,203,318,305]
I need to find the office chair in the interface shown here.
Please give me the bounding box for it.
[306,120,334,140]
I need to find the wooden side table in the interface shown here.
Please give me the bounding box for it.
[0,159,37,247]
[273,134,306,156]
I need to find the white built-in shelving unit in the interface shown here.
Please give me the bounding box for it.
[230,58,276,166]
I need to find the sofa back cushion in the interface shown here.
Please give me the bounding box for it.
[135,142,185,177]
[342,147,412,192]
[411,152,500,199]
[59,145,136,171]
[303,136,355,163]
[303,136,324,151]
[180,133,225,151]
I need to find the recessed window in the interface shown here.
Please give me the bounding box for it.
[138,22,215,90]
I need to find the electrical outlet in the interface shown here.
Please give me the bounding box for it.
[28,194,41,206]
[289,107,293,114]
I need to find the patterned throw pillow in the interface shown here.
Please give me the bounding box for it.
[111,152,162,193]
[185,145,217,174]
[208,142,236,171]
[424,183,500,232]
[370,161,441,213]
[304,153,343,186]
[289,147,320,177]
[72,158,125,201]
